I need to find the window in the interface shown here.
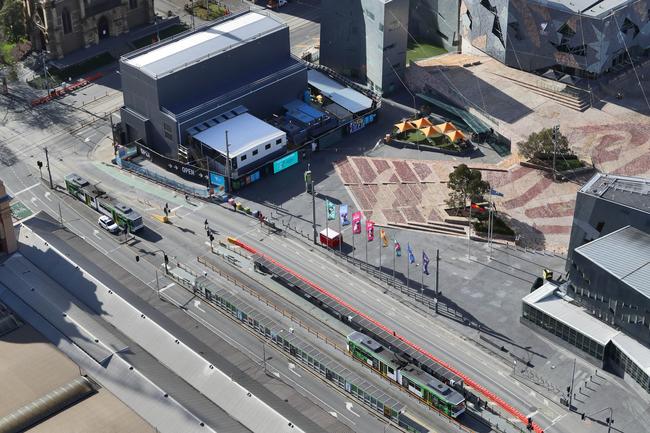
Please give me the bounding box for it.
[252,149,258,156]
[240,154,247,161]
[62,8,72,34]
[276,138,282,145]
[378,23,384,32]
[163,123,173,140]
[265,143,271,150]
[129,0,137,8]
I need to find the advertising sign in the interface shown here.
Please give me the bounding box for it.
[209,172,225,192]
[273,151,299,174]
[349,113,377,134]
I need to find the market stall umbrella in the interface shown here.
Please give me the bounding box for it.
[412,117,434,128]
[420,126,442,137]
[445,129,466,142]
[394,121,416,133]
[436,121,457,133]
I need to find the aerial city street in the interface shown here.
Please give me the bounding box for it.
[0,0,648,432]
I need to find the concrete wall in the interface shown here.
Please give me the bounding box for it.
[409,0,459,52]
[320,0,408,94]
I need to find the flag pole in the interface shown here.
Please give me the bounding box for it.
[352,227,355,259]
[325,202,329,251]
[393,240,396,287]
[338,206,342,254]
[407,260,410,290]
[379,233,382,273]
[365,221,368,264]
[421,257,425,300]
[467,201,472,259]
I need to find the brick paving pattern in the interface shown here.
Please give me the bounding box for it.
[351,157,377,183]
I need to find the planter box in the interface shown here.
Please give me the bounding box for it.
[390,138,473,156]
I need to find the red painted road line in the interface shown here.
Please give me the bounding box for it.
[231,237,546,433]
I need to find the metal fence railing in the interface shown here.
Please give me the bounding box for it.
[118,159,210,198]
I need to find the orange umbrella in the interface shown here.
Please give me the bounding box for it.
[412,117,434,128]
[420,126,442,137]
[394,121,415,133]
[445,129,466,142]
[436,121,457,133]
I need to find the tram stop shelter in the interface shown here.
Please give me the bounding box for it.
[319,228,341,248]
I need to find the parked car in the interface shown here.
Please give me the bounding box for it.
[98,215,120,233]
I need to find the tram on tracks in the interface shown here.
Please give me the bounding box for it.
[348,331,466,418]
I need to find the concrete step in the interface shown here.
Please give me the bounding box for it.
[411,220,467,234]
[492,72,589,111]
[387,222,467,237]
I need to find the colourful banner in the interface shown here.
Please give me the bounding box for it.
[340,204,350,225]
[352,212,362,234]
[408,243,415,264]
[380,229,389,247]
[422,251,430,275]
[394,240,401,256]
[366,220,375,241]
[326,200,336,220]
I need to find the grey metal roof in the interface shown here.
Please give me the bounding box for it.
[123,12,285,78]
[529,0,635,17]
[580,173,650,214]
[307,70,373,114]
[611,333,650,376]
[522,282,620,346]
[575,226,650,299]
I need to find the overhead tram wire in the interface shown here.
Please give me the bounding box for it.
[612,11,650,112]
[387,9,500,125]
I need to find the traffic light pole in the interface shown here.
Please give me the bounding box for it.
[44,147,53,189]
[568,358,576,410]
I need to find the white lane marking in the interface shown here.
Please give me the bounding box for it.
[30,197,38,206]
[288,363,301,377]
[193,299,206,313]
[12,183,40,196]
[93,229,102,239]
[329,411,338,418]
[345,402,360,417]
[171,205,184,212]
[84,133,96,142]
[160,282,175,293]
[273,372,281,378]
[526,410,538,418]
[44,191,52,201]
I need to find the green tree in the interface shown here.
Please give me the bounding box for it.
[0,0,26,42]
[517,127,572,160]
[446,164,490,211]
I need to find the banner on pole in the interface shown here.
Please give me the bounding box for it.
[366,220,375,241]
[352,212,362,234]
[394,240,401,256]
[340,204,350,225]
[490,188,504,197]
[326,200,336,220]
[422,251,430,275]
[380,229,389,247]
[408,243,415,264]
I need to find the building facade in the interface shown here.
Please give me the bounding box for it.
[119,11,308,159]
[460,0,650,76]
[25,0,154,59]
[320,0,409,94]
[408,0,460,52]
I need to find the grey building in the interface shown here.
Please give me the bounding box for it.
[320,0,409,94]
[460,0,650,77]
[119,11,308,159]
[567,173,650,264]
[409,0,460,52]
[569,226,650,346]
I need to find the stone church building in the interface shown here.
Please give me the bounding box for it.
[24,0,154,59]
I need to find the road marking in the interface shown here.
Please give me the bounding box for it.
[171,205,184,212]
[345,402,360,417]
[160,282,175,293]
[329,411,338,418]
[84,134,95,142]
[288,363,301,377]
[12,183,40,196]
[93,229,102,240]
[526,410,538,418]
[193,299,206,313]
[30,197,39,206]
[44,191,52,201]
[273,371,280,378]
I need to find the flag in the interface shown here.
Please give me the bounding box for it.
[352,212,362,234]
[380,229,389,247]
[407,243,415,264]
[490,188,504,197]
[340,204,350,225]
[394,240,401,256]
[366,220,375,241]
[470,203,486,212]
[422,251,430,275]
[326,200,336,220]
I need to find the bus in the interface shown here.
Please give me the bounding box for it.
[64,173,144,232]
[347,331,465,418]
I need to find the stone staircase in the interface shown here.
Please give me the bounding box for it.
[387,219,468,237]
[491,71,590,112]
